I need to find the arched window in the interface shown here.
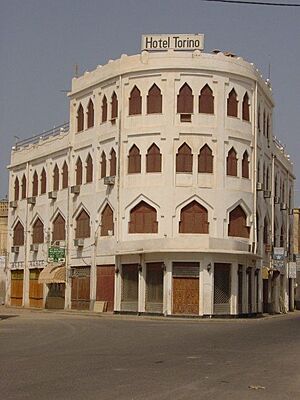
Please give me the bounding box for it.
[52,213,66,242]
[62,162,68,189]
[280,226,285,247]
[102,96,107,123]
[14,177,19,201]
[242,92,250,121]
[263,110,266,136]
[111,92,118,120]
[147,84,162,114]
[32,171,38,197]
[198,144,213,173]
[86,154,93,183]
[228,206,249,238]
[109,149,116,177]
[266,167,269,191]
[258,106,261,132]
[40,168,47,195]
[21,175,27,199]
[263,217,269,244]
[257,161,261,183]
[100,151,106,179]
[129,201,158,233]
[53,164,59,191]
[101,204,114,236]
[199,84,214,114]
[146,143,161,173]
[266,115,270,140]
[32,218,44,244]
[87,99,94,129]
[77,103,84,132]
[227,148,237,176]
[13,222,24,246]
[128,145,141,174]
[75,209,90,239]
[179,201,209,234]
[129,86,142,115]
[177,83,193,114]
[176,143,192,173]
[75,158,82,185]
[242,151,249,179]
[227,89,238,117]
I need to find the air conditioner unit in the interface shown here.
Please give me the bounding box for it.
[256,182,264,191]
[104,176,115,186]
[9,200,18,209]
[274,196,280,204]
[280,203,287,211]
[58,240,66,247]
[11,246,19,253]
[71,185,80,195]
[48,191,57,200]
[107,230,113,236]
[27,196,36,205]
[30,243,39,252]
[263,190,271,198]
[74,238,84,247]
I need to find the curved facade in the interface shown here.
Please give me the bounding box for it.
[7,42,295,315]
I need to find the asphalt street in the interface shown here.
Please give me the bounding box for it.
[1,308,300,400]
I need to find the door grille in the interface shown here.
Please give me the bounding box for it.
[214,263,231,314]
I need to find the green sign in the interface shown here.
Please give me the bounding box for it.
[48,247,65,262]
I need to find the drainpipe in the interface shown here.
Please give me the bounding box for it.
[253,81,258,254]
[271,154,275,255]
[65,143,72,309]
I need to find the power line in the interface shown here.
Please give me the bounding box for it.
[202,0,300,6]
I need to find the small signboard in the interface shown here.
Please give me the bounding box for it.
[295,254,300,272]
[288,262,297,279]
[141,34,204,52]
[48,247,65,263]
[273,247,285,261]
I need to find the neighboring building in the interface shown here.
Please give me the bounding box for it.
[293,208,300,309]
[0,199,8,304]
[7,34,295,316]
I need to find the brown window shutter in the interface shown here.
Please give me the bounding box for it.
[110,149,116,176]
[87,99,94,129]
[33,218,44,244]
[258,106,261,131]
[76,158,83,185]
[177,83,193,114]
[176,143,193,173]
[129,86,142,115]
[179,201,209,234]
[128,145,141,174]
[198,144,213,173]
[199,84,214,114]
[227,89,238,117]
[147,84,162,114]
[77,104,84,132]
[52,214,66,241]
[86,154,93,183]
[21,175,27,199]
[40,169,47,195]
[228,206,249,238]
[263,219,268,244]
[242,92,250,121]
[111,92,118,120]
[102,96,107,122]
[280,227,284,247]
[266,116,270,139]
[62,162,68,189]
[242,151,249,178]
[263,111,266,136]
[14,177,19,201]
[76,210,90,239]
[129,201,158,233]
[101,152,107,178]
[227,148,237,176]
[101,204,114,236]
[53,165,59,191]
[146,143,161,173]
[32,172,38,197]
[13,222,24,246]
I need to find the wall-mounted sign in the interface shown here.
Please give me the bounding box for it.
[48,247,65,263]
[141,34,204,52]
[273,247,285,261]
[288,262,297,279]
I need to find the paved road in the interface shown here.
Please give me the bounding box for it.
[1,308,300,400]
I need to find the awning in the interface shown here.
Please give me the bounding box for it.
[38,263,66,284]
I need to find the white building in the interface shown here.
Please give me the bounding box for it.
[7,35,295,316]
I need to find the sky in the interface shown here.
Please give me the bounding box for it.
[0,0,299,203]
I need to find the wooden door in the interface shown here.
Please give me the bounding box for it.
[71,267,90,310]
[96,265,115,311]
[172,262,199,315]
[29,269,43,308]
[214,263,231,314]
[10,270,23,306]
[121,264,138,312]
[146,263,163,313]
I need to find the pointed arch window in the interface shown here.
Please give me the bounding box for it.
[228,206,249,238]
[227,88,238,117]
[129,201,158,233]
[263,218,269,245]
[199,84,214,114]
[102,96,107,123]
[242,151,249,179]
[147,84,162,114]
[76,158,82,185]
[77,103,84,132]
[53,164,59,191]
[177,83,193,115]
[176,143,193,173]
[110,149,116,177]
[257,161,261,184]
[146,143,161,173]
[52,213,66,242]
[266,115,270,140]
[87,99,94,129]
[129,86,142,115]
[62,162,68,189]
[101,204,114,236]
[198,144,213,173]
[21,175,27,199]
[266,167,270,191]
[128,145,141,174]
[280,226,285,247]
[227,148,237,176]
[100,151,106,179]
[13,222,24,246]
[40,168,47,195]
[14,177,19,201]
[111,92,118,120]
[258,106,261,132]
[86,154,93,183]
[75,209,90,239]
[32,218,44,244]
[179,201,209,234]
[263,110,266,136]
[242,92,250,121]
[32,171,38,197]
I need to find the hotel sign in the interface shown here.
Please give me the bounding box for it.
[142,34,204,52]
